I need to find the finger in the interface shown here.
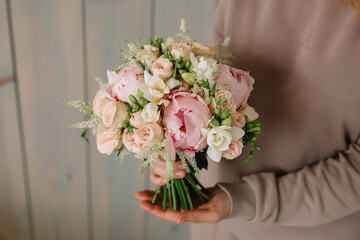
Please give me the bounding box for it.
[153,165,186,179]
[139,200,182,222]
[176,208,220,224]
[134,190,155,201]
[150,174,167,186]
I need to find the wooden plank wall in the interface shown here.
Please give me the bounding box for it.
[0,0,218,239]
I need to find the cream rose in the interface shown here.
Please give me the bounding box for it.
[231,111,246,128]
[209,90,237,114]
[171,43,191,61]
[191,41,216,59]
[222,139,243,160]
[102,101,128,128]
[239,104,259,122]
[141,102,160,123]
[96,129,122,155]
[163,37,177,51]
[130,111,147,128]
[150,57,174,80]
[122,131,143,153]
[93,98,111,117]
[135,48,158,66]
[143,44,160,57]
[134,123,164,147]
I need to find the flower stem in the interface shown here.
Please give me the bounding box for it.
[175,179,188,210]
[171,180,178,211]
[167,182,173,210]
[162,185,168,210]
[152,186,161,205]
[181,178,193,210]
[190,172,209,194]
[185,174,209,202]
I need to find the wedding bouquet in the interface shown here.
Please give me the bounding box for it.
[64,20,261,211]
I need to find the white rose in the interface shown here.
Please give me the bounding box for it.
[239,104,259,122]
[141,102,160,123]
[202,126,245,162]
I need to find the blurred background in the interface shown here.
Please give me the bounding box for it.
[0,0,218,239]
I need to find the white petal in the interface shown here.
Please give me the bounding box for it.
[166,78,180,90]
[139,86,153,102]
[228,126,245,140]
[144,71,152,85]
[200,128,209,138]
[207,147,222,162]
[190,52,198,67]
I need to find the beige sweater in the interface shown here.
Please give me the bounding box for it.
[191,0,360,239]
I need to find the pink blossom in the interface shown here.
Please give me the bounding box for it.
[101,63,144,106]
[163,91,211,156]
[215,64,255,110]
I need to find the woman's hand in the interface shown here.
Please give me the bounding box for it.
[135,187,231,224]
[150,156,186,186]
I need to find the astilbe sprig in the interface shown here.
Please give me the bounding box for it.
[216,36,235,65]
[119,34,142,63]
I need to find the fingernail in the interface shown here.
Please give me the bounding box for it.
[176,171,184,177]
[179,218,187,224]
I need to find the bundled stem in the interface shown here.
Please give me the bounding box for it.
[151,173,208,211]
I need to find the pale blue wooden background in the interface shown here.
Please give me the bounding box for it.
[0,0,218,239]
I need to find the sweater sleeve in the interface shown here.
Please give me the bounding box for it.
[219,136,360,227]
[212,0,227,47]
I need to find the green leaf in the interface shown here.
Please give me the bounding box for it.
[195,151,208,171]
[217,98,227,105]
[81,128,89,143]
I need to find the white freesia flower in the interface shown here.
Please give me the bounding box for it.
[201,126,245,162]
[141,102,160,123]
[190,52,217,80]
[141,71,179,105]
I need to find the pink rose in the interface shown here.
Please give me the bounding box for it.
[215,64,255,110]
[123,123,164,153]
[231,111,246,128]
[209,90,237,114]
[122,131,143,153]
[130,111,146,128]
[135,123,164,147]
[102,101,128,128]
[96,129,122,155]
[163,91,212,156]
[222,139,243,160]
[101,63,144,106]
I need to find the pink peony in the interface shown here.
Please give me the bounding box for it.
[163,91,212,156]
[215,64,255,110]
[101,63,144,106]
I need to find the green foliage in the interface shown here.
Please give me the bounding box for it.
[195,151,208,171]
[81,128,89,143]
[242,118,262,163]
